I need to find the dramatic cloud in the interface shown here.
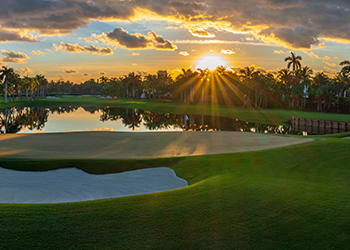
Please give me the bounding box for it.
[53,42,113,55]
[259,27,320,49]
[0,29,40,42]
[189,28,215,38]
[0,0,134,35]
[63,69,78,74]
[131,52,140,56]
[32,50,45,56]
[221,49,235,55]
[16,67,35,75]
[2,0,350,49]
[179,51,189,56]
[95,28,177,50]
[172,39,276,46]
[0,50,30,64]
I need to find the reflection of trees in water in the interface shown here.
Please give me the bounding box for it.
[99,107,295,134]
[0,107,49,133]
[100,108,142,131]
[49,106,80,115]
[1,106,297,134]
[142,111,178,130]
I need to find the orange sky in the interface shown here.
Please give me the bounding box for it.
[0,0,349,82]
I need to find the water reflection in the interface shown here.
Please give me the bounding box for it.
[0,107,343,135]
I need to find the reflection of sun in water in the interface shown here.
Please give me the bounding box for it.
[196,55,227,71]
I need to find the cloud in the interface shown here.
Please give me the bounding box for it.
[323,61,337,67]
[0,0,134,35]
[131,52,140,56]
[137,71,148,76]
[82,73,91,76]
[259,26,320,49]
[94,28,177,50]
[53,42,114,55]
[56,74,65,81]
[16,67,35,75]
[189,27,215,38]
[303,51,322,59]
[0,29,40,42]
[179,51,189,56]
[0,50,30,64]
[99,71,106,75]
[303,51,336,61]
[172,39,279,46]
[221,49,235,55]
[32,50,45,56]
[2,0,350,49]
[63,69,78,74]
[273,50,286,54]
[323,67,338,76]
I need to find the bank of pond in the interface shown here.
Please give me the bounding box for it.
[0,106,349,135]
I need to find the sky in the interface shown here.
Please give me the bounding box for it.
[1,0,350,82]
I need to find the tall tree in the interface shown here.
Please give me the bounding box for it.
[296,66,313,108]
[340,59,350,77]
[0,66,14,104]
[239,66,260,108]
[126,72,141,99]
[285,52,302,78]
[313,72,329,111]
[36,74,48,97]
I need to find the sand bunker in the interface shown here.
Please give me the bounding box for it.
[0,131,314,159]
[0,131,314,203]
[0,167,187,204]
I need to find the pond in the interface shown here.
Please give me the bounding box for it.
[0,106,346,135]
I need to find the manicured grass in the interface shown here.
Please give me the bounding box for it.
[1,95,350,125]
[1,98,350,249]
[1,136,350,249]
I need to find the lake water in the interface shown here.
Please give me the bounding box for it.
[0,106,344,135]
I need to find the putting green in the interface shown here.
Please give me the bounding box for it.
[0,131,314,159]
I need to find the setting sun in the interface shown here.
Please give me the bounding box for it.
[196,55,227,71]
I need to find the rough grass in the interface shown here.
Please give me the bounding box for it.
[1,136,350,249]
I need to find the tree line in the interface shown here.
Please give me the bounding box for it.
[2,52,350,112]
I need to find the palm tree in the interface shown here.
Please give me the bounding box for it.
[126,72,141,99]
[176,68,195,103]
[285,52,302,78]
[296,66,313,109]
[239,66,260,108]
[36,74,48,98]
[0,66,14,104]
[313,72,329,111]
[197,68,210,103]
[340,60,350,76]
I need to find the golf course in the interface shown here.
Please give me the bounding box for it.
[1,96,350,249]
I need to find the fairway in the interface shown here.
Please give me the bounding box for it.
[0,131,314,159]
